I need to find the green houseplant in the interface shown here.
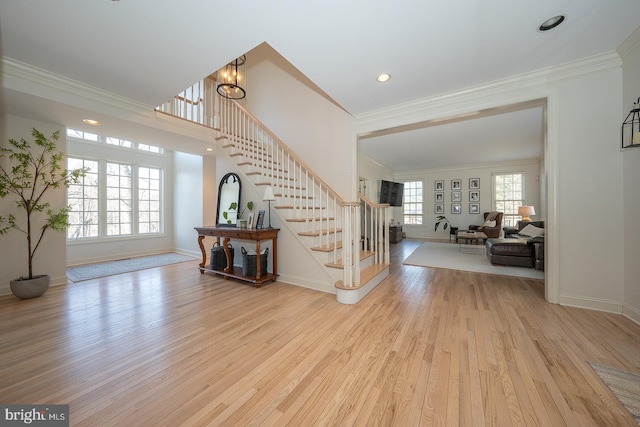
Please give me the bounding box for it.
[434,215,458,235]
[0,128,87,298]
[223,201,254,228]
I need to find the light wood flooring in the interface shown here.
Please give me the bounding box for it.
[1,239,639,426]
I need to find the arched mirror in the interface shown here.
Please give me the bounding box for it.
[216,173,242,226]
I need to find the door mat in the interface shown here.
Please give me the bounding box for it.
[590,361,640,424]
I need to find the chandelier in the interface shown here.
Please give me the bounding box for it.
[216,55,246,100]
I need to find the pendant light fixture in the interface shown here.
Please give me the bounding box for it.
[216,55,247,99]
[622,97,640,150]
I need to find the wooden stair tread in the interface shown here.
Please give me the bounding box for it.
[275,206,324,210]
[335,263,389,290]
[325,251,375,268]
[286,217,335,222]
[298,228,342,237]
[312,241,342,252]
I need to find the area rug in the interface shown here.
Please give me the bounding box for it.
[67,253,197,282]
[402,242,544,279]
[590,362,640,424]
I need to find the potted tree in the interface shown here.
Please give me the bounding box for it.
[0,128,87,299]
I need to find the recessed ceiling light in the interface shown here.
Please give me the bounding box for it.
[83,119,100,125]
[377,73,391,83]
[206,147,214,152]
[538,15,565,32]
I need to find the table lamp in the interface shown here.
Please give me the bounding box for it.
[518,205,535,222]
[263,186,276,228]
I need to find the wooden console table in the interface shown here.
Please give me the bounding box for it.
[195,226,279,287]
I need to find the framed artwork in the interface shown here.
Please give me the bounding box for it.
[452,191,461,202]
[469,203,480,214]
[247,212,255,228]
[469,191,480,202]
[451,179,461,190]
[435,204,444,214]
[451,203,461,214]
[434,180,444,191]
[469,178,480,189]
[255,210,265,229]
[435,192,444,203]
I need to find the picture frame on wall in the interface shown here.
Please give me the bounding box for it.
[469,178,480,189]
[256,210,265,229]
[247,212,255,228]
[469,191,480,202]
[435,180,444,191]
[451,179,461,190]
[452,191,461,202]
[435,192,444,203]
[469,203,480,214]
[451,203,461,214]
[435,204,444,214]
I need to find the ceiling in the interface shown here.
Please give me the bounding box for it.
[1,1,639,171]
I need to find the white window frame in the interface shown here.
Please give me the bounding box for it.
[493,172,525,227]
[403,180,423,225]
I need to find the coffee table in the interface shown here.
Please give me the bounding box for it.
[456,231,487,254]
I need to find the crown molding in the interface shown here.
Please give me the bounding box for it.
[393,158,541,177]
[617,26,640,60]
[355,51,622,133]
[1,56,153,114]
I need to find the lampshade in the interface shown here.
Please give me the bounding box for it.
[622,97,640,149]
[518,205,535,221]
[216,55,246,100]
[263,186,275,202]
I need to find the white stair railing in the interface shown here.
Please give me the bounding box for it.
[156,92,390,289]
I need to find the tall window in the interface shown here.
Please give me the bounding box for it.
[67,159,99,239]
[106,162,132,236]
[67,159,163,240]
[403,180,423,225]
[494,173,525,227]
[138,167,162,234]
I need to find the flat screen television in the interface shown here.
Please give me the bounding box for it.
[379,180,404,207]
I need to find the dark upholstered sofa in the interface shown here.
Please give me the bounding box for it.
[485,221,545,270]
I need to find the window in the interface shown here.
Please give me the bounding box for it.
[403,180,423,225]
[106,162,132,236]
[66,129,163,154]
[138,167,162,234]
[67,158,99,239]
[493,173,525,227]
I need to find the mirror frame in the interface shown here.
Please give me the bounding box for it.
[216,172,242,227]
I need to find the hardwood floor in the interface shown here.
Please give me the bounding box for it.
[1,239,639,426]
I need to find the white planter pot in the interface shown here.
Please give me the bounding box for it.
[10,275,50,299]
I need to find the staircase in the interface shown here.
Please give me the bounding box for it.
[157,79,390,304]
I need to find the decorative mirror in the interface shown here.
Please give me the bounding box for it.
[216,172,242,226]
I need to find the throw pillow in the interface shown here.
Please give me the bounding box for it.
[486,211,499,221]
[519,224,545,237]
[482,220,497,228]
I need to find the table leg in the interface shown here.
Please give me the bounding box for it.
[197,235,206,272]
[222,237,232,273]
[272,236,277,280]
[255,240,262,285]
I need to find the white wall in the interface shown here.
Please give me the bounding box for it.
[395,159,541,239]
[0,116,68,293]
[173,151,204,257]
[356,52,626,311]
[244,44,357,200]
[357,152,394,201]
[620,27,640,324]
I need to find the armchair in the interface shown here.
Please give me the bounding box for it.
[469,211,503,238]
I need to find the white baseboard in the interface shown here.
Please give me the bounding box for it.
[275,274,335,295]
[558,294,623,314]
[336,267,389,304]
[623,303,640,326]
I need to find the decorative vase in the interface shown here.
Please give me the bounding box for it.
[10,275,50,299]
[237,219,248,229]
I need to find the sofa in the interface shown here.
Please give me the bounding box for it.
[485,221,545,270]
[468,211,503,238]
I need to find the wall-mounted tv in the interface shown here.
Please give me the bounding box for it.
[379,180,404,207]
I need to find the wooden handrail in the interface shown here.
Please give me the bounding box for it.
[228,99,351,206]
[358,192,389,209]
